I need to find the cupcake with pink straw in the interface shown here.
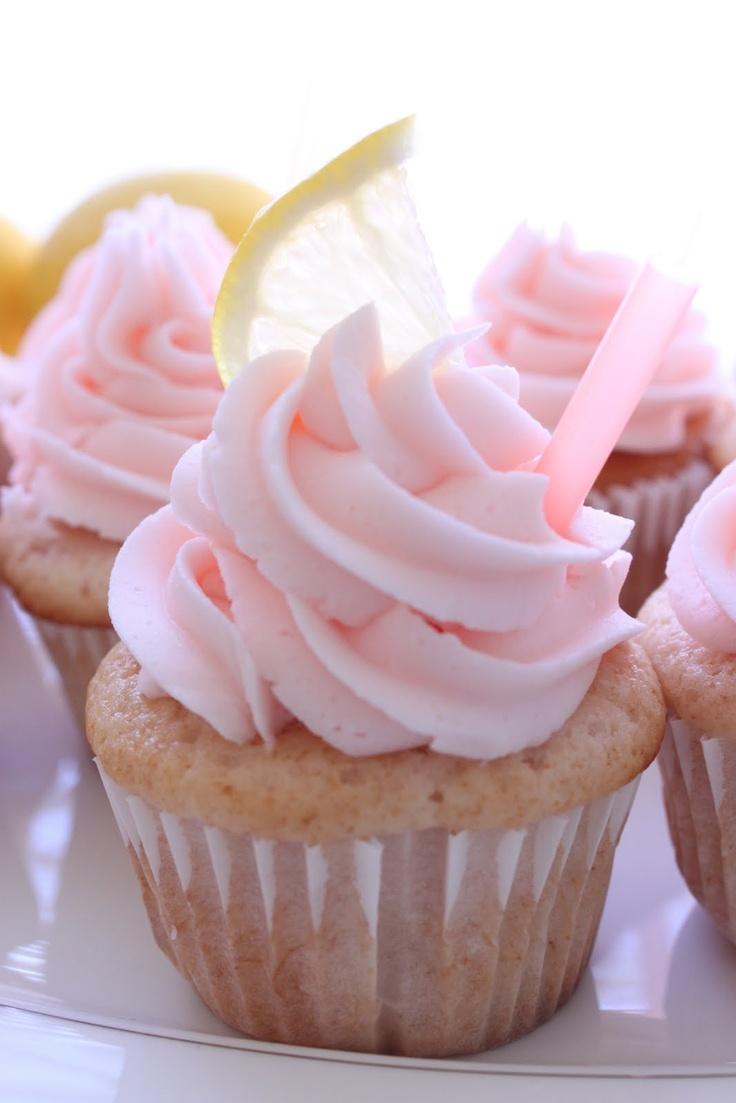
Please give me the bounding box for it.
[465,224,723,614]
[0,195,233,725]
[87,119,667,1057]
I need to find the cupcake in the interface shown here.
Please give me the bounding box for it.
[89,293,664,1055]
[465,224,722,615]
[0,196,232,725]
[641,461,736,943]
[88,117,665,1056]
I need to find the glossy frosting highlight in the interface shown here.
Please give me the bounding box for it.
[2,196,232,541]
[667,459,736,652]
[467,224,719,454]
[111,305,639,760]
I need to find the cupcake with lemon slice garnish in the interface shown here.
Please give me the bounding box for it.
[88,118,663,1056]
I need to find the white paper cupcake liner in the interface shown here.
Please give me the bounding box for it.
[34,618,118,730]
[659,717,736,943]
[97,762,638,1056]
[587,458,713,616]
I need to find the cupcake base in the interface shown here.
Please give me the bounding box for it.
[98,764,637,1057]
[659,717,736,944]
[588,456,712,616]
[0,499,120,728]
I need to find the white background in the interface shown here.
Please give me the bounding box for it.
[3,0,736,341]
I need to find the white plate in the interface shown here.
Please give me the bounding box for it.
[2,585,736,1100]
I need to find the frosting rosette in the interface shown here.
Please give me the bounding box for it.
[111,304,639,760]
[466,224,719,454]
[667,459,736,652]
[1,196,232,541]
[0,352,23,406]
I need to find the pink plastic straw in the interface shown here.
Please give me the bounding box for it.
[538,262,697,533]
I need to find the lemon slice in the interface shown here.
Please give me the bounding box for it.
[26,171,271,316]
[213,116,452,385]
[0,217,36,353]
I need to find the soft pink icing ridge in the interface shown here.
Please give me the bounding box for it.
[466,224,719,454]
[1,196,232,541]
[667,459,736,652]
[0,352,23,405]
[111,304,640,760]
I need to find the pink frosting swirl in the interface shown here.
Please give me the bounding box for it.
[111,304,639,760]
[466,224,719,454]
[0,352,23,406]
[1,196,232,541]
[667,459,736,651]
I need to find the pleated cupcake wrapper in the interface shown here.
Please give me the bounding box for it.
[587,457,713,616]
[34,618,118,730]
[659,717,736,943]
[97,762,638,1057]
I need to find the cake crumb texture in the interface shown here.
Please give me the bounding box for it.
[88,640,665,842]
[0,506,117,626]
[641,588,736,739]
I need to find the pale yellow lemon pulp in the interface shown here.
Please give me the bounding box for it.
[213,116,452,386]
